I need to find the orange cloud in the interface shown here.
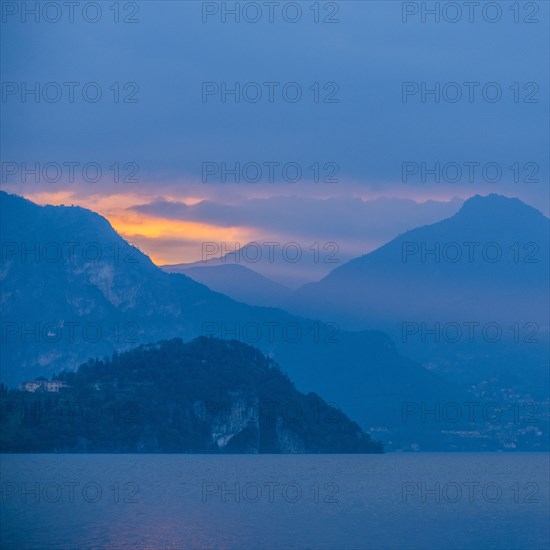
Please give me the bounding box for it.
[109,211,253,265]
[18,190,260,265]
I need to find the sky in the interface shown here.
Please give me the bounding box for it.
[1,0,548,271]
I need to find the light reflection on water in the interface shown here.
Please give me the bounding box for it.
[1,453,548,549]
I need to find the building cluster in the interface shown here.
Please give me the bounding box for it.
[20,379,69,393]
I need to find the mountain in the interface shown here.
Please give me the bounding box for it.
[0,337,383,453]
[2,191,544,451]
[0,191,468,450]
[289,194,549,325]
[288,194,550,398]
[166,241,336,289]
[162,264,291,308]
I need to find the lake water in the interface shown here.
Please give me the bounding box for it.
[1,453,548,549]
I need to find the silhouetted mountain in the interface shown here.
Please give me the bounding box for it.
[167,241,334,289]
[290,194,548,325]
[1,337,383,453]
[2,191,539,450]
[288,194,550,398]
[162,264,290,308]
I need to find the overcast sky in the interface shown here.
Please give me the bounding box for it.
[2,1,548,267]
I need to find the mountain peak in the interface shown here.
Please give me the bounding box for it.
[458,194,543,218]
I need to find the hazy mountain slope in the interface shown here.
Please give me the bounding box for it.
[165,242,333,289]
[289,194,549,327]
[162,264,290,307]
[287,194,549,399]
[1,191,470,450]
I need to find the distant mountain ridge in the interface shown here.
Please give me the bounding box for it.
[286,194,549,401]
[162,263,291,307]
[1,190,466,450]
[288,194,549,327]
[2,191,546,450]
[164,241,335,290]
